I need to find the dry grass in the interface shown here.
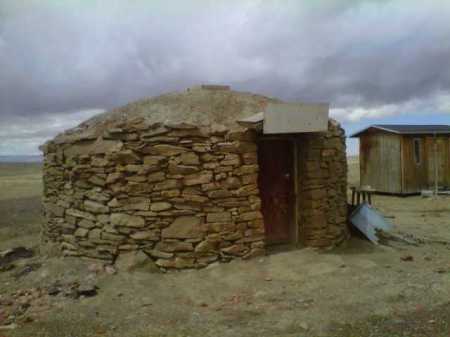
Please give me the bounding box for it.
[1,160,450,337]
[0,163,42,199]
[0,163,42,248]
[347,155,360,187]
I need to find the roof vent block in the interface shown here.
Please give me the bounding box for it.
[188,84,230,92]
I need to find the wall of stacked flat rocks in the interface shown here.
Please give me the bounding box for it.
[41,122,265,269]
[41,118,348,270]
[297,120,349,247]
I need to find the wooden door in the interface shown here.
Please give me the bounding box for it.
[257,139,294,244]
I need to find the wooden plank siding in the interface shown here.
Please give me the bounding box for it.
[358,129,450,194]
[401,136,429,193]
[425,136,450,190]
[360,132,402,193]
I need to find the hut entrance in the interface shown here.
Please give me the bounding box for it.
[257,139,296,245]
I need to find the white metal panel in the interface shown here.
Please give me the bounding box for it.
[263,102,329,134]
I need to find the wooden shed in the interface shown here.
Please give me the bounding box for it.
[350,125,450,194]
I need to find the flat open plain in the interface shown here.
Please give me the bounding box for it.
[1,160,450,337]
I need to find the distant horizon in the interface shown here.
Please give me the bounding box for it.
[0,154,362,163]
[0,155,43,163]
[4,116,450,158]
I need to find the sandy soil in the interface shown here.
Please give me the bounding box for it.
[1,161,450,337]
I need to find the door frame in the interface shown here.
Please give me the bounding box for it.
[257,135,299,246]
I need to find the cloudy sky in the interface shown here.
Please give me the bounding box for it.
[1,0,449,155]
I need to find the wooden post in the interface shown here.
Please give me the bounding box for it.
[293,140,299,245]
[351,187,356,206]
[434,133,438,196]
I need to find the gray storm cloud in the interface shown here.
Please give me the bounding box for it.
[0,0,450,123]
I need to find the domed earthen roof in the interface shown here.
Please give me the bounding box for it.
[53,86,281,144]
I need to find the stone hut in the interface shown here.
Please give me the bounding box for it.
[41,86,348,270]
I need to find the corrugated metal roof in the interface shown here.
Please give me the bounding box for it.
[350,124,450,137]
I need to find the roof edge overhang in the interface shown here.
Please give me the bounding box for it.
[350,125,450,138]
[349,125,401,138]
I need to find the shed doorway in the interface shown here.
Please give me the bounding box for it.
[257,139,297,245]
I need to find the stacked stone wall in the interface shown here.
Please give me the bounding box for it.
[42,122,265,269]
[297,120,349,247]
[41,119,349,270]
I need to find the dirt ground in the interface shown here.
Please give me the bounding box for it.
[1,160,450,337]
